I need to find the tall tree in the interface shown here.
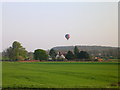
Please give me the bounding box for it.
[65,51,75,60]
[49,48,57,60]
[34,49,48,60]
[2,41,27,60]
[12,41,27,60]
[74,46,79,59]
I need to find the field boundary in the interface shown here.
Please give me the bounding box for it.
[9,62,120,65]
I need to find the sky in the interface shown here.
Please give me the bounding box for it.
[1,1,118,52]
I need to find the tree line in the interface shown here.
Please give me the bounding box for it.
[2,41,90,61]
[53,45,119,59]
[49,46,90,61]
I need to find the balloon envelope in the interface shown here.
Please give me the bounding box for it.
[65,34,70,40]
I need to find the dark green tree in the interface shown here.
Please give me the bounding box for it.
[2,47,12,60]
[78,51,90,60]
[34,49,48,60]
[74,46,79,59]
[7,47,13,59]
[65,51,75,60]
[49,48,57,60]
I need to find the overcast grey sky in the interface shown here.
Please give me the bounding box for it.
[2,2,118,52]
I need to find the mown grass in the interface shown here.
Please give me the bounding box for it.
[2,62,119,88]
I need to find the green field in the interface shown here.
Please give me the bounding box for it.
[2,62,119,88]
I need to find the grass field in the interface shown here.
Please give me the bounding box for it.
[2,62,119,88]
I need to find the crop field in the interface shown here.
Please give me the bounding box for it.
[2,61,120,88]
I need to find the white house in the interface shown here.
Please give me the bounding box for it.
[55,52,66,60]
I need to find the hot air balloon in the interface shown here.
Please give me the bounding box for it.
[65,34,70,40]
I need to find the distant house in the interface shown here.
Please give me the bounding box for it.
[55,52,66,60]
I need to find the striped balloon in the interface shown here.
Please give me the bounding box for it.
[65,34,70,40]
